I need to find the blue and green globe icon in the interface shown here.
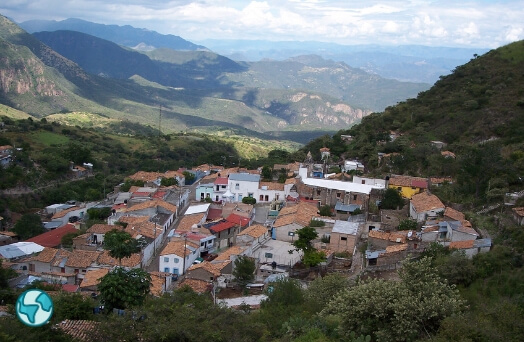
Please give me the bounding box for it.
[15,289,54,327]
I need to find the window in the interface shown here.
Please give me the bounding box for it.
[248,192,253,198]
[353,195,357,201]
[201,193,205,199]
[265,195,269,201]
[265,252,273,258]
[317,190,321,196]
[235,183,240,190]
[276,194,279,200]
[397,187,402,191]
[164,257,169,263]
[74,269,79,274]
[61,267,65,273]
[238,194,243,201]
[362,180,366,184]
[201,242,205,247]
[260,195,264,201]
[216,185,220,191]
[164,267,170,273]
[173,268,179,275]
[174,258,180,263]
[228,228,231,234]
[336,192,341,198]
[341,237,347,241]
[288,231,295,236]
[216,195,219,201]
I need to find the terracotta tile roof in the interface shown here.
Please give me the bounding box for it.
[214,177,229,185]
[127,171,163,182]
[31,247,59,263]
[79,268,109,288]
[214,246,245,261]
[206,208,222,221]
[441,151,456,158]
[125,199,177,214]
[125,221,162,240]
[285,178,297,185]
[385,243,408,253]
[389,175,428,188]
[209,220,236,233]
[177,214,205,233]
[52,206,80,219]
[97,250,141,268]
[51,249,72,267]
[444,207,473,228]
[179,278,211,293]
[27,224,78,248]
[87,224,114,234]
[238,224,269,239]
[225,213,250,227]
[150,271,170,297]
[410,191,445,213]
[188,260,231,277]
[118,215,149,225]
[160,240,198,257]
[513,207,524,217]
[57,319,100,341]
[449,240,475,250]
[273,202,319,228]
[65,250,101,268]
[259,182,285,191]
[368,230,407,244]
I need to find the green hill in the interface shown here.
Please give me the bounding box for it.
[297,40,524,205]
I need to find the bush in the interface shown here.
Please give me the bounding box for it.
[242,197,256,205]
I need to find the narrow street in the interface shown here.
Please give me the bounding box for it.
[146,182,199,273]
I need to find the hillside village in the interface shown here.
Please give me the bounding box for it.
[2,144,512,320]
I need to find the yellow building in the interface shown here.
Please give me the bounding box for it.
[388,176,428,199]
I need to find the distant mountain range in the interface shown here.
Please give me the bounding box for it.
[20,18,207,51]
[1,15,431,144]
[198,39,490,84]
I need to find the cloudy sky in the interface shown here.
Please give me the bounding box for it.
[2,0,523,48]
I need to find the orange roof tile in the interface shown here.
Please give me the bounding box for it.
[385,243,408,253]
[117,216,150,225]
[273,202,318,228]
[52,206,80,219]
[150,271,170,297]
[127,171,163,182]
[389,175,428,188]
[176,214,206,233]
[96,250,141,268]
[449,240,475,250]
[79,268,109,288]
[188,260,231,277]
[259,182,285,191]
[87,224,115,234]
[58,319,100,341]
[160,240,197,257]
[31,247,59,263]
[410,191,445,213]
[125,221,162,240]
[238,224,269,239]
[65,250,101,268]
[179,278,211,293]
[214,246,246,261]
[125,199,177,214]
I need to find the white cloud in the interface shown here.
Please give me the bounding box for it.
[1,0,523,47]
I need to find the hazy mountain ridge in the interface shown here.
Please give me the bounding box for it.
[199,39,490,84]
[20,18,206,51]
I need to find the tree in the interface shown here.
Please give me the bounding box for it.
[293,226,326,267]
[98,267,151,312]
[397,218,417,231]
[305,273,349,312]
[242,196,256,205]
[261,165,272,180]
[61,231,82,247]
[319,205,333,217]
[322,257,464,341]
[53,292,94,321]
[380,188,404,209]
[160,177,178,186]
[103,229,142,266]
[232,256,256,288]
[182,171,195,184]
[12,213,44,240]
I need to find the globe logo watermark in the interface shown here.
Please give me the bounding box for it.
[15,289,54,327]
